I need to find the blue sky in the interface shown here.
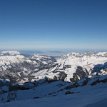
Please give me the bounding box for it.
[0,0,107,50]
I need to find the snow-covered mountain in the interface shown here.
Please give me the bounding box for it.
[0,51,20,56]
[0,51,107,83]
[0,51,107,107]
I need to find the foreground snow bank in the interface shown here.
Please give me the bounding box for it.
[0,83,107,107]
[86,98,107,107]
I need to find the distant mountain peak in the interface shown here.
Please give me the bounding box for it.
[1,51,20,56]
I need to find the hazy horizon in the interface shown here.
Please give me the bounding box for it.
[0,48,107,56]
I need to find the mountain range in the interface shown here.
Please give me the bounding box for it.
[0,51,107,107]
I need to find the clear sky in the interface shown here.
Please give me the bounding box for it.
[0,0,107,50]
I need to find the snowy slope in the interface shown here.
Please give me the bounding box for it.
[0,51,107,107]
[0,82,107,107]
[0,51,107,83]
[0,51,20,56]
[43,52,107,81]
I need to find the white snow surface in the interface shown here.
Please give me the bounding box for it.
[56,53,107,81]
[0,51,107,107]
[1,51,20,56]
[31,52,107,81]
[0,82,107,107]
[0,51,107,82]
[0,55,24,66]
